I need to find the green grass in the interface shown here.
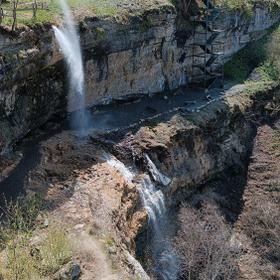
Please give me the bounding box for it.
[66,0,119,16]
[0,196,73,280]
[1,0,280,27]
[0,0,174,27]
[2,195,42,233]
[216,0,280,15]
[225,23,280,84]
[39,228,72,275]
[224,37,268,83]
[0,237,41,280]
[0,0,123,27]
[0,229,72,280]
[241,25,280,99]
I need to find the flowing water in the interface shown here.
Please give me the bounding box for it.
[145,154,171,187]
[104,153,179,279]
[52,0,179,274]
[53,0,88,134]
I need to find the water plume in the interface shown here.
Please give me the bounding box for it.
[53,0,88,135]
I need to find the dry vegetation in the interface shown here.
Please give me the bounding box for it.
[174,123,280,280]
[242,197,280,279]
[174,202,240,280]
[174,179,280,280]
[238,124,280,280]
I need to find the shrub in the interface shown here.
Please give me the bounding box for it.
[216,0,253,16]
[0,227,72,279]
[1,195,42,233]
[242,198,280,276]
[40,227,72,275]
[0,236,39,280]
[266,26,280,78]
[174,203,239,280]
[225,24,280,83]
[0,196,73,279]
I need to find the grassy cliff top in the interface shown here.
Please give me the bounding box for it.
[0,0,175,28]
[1,0,279,31]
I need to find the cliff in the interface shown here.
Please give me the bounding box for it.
[0,2,279,153]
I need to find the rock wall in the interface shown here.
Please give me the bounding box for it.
[111,84,280,234]
[0,4,279,153]
[81,5,280,106]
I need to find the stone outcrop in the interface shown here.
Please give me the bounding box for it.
[8,82,278,279]
[112,84,279,200]
[0,3,280,153]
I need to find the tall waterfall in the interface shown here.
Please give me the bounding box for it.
[105,153,179,280]
[53,0,88,134]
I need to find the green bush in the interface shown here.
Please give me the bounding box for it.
[256,62,279,81]
[0,197,73,280]
[2,195,42,233]
[225,24,280,83]
[216,0,253,16]
[224,43,266,82]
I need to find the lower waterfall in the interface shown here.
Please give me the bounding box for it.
[105,153,179,279]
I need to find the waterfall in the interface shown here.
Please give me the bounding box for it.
[145,154,171,186]
[138,175,166,226]
[53,0,88,134]
[102,153,134,183]
[104,153,179,280]
[142,155,179,280]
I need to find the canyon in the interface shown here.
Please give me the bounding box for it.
[0,1,280,279]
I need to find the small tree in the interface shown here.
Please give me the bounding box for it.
[11,0,19,31]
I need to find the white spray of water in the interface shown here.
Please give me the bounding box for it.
[145,154,171,186]
[104,153,179,280]
[53,0,88,134]
[138,174,166,228]
[143,155,179,280]
[102,153,134,183]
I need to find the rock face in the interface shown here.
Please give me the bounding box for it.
[0,27,65,154]
[0,4,279,153]
[12,82,279,279]
[115,93,253,199]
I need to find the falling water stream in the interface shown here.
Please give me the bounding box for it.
[53,0,178,276]
[53,0,88,134]
[105,153,179,279]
